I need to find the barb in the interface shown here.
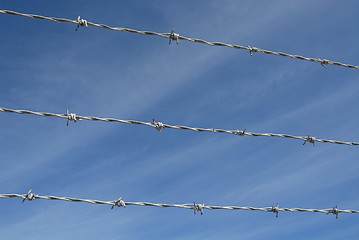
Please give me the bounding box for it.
[111,196,126,209]
[66,109,78,126]
[75,16,88,31]
[153,118,164,132]
[169,29,179,45]
[303,134,316,147]
[21,188,36,203]
[234,128,246,136]
[1,192,358,218]
[327,206,339,219]
[0,9,358,70]
[248,46,258,56]
[194,202,204,215]
[271,203,279,218]
[1,107,358,146]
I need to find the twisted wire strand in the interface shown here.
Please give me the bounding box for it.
[1,107,358,146]
[0,9,358,70]
[1,193,358,217]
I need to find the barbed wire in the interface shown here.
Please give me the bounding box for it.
[1,190,358,219]
[0,9,358,70]
[1,107,358,146]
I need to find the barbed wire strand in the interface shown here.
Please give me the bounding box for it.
[0,9,358,70]
[0,107,358,146]
[0,191,358,218]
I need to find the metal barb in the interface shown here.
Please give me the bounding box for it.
[319,58,330,68]
[66,109,77,126]
[272,203,279,218]
[169,29,179,44]
[111,196,126,209]
[327,206,339,219]
[75,16,88,31]
[194,202,204,215]
[303,134,316,146]
[248,46,258,56]
[153,118,164,132]
[22,188,35,203]
[235,128,246,136]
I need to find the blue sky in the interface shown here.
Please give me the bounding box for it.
[0,0,359,239]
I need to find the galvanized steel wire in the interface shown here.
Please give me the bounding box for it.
[0,9,358,70]
[1,107,358,146]
[1,8,358,224]
[1,191,357,218]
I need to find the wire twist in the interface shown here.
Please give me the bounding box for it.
[1,192,358,218]
[1,107,358,146]
[0,9,358,70]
